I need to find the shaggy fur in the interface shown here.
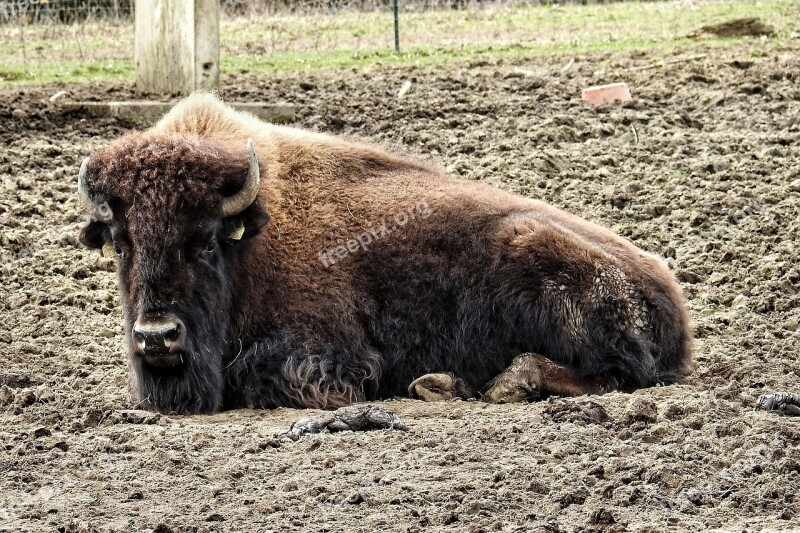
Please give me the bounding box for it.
[78,92,694,414]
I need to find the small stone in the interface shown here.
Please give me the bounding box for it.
[12,108,27,119]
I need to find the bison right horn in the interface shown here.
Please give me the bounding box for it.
[78,157,113,223]
[221,138,261,218]
[77,157,93,211]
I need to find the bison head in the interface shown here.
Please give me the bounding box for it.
[77,135,268,413]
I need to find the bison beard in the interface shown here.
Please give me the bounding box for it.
[76,93,697,415]
[129,345,224,414]
[126,281,231,414]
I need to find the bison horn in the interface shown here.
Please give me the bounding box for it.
[221,138,261,218]
[78,157,113,223]
[77,157,93,211]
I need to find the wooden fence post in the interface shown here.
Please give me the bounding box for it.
[134,0,220,95]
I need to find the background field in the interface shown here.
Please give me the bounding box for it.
[1,0,798,84]
[1,0,799,531]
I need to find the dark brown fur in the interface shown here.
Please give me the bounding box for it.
[78,93,694,414]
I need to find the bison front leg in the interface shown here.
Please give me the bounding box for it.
[482,353,617,404]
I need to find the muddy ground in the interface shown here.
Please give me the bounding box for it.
[1,40,799,532]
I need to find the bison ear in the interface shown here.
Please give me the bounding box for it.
[224,202,269,243]
[79,220,109,250]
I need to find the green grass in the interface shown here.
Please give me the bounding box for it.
[0,60,132,85]
[0,0,797,87]
[220,36,778,75]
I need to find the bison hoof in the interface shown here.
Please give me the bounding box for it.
[408,373,473,402]
[482,355,544,404]
[483,380,540,404]
[756,392,800,416]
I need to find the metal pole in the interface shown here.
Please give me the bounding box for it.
[393,0,399,52]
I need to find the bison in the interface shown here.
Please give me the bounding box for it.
[77,93,694,414]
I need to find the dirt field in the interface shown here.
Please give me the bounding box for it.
[1,40,799,532]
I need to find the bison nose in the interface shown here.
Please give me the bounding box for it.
[132,313,186,364]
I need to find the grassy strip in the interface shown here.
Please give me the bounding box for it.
[222,36,783,75]
[0,0,796,87]
[0,60,131,85]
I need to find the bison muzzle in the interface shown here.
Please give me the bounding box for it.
[77,93,694,414]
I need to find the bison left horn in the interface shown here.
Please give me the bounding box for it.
[221,138,261,218]
[77,157,113,223]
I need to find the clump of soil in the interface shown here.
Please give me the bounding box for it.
[1,39,800,531]
[689,17,776,38]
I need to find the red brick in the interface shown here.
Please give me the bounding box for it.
[581,82,633,106]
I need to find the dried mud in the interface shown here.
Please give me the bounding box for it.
[1,41,799,532]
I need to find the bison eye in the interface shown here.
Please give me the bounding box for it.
[201,239,215,256]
